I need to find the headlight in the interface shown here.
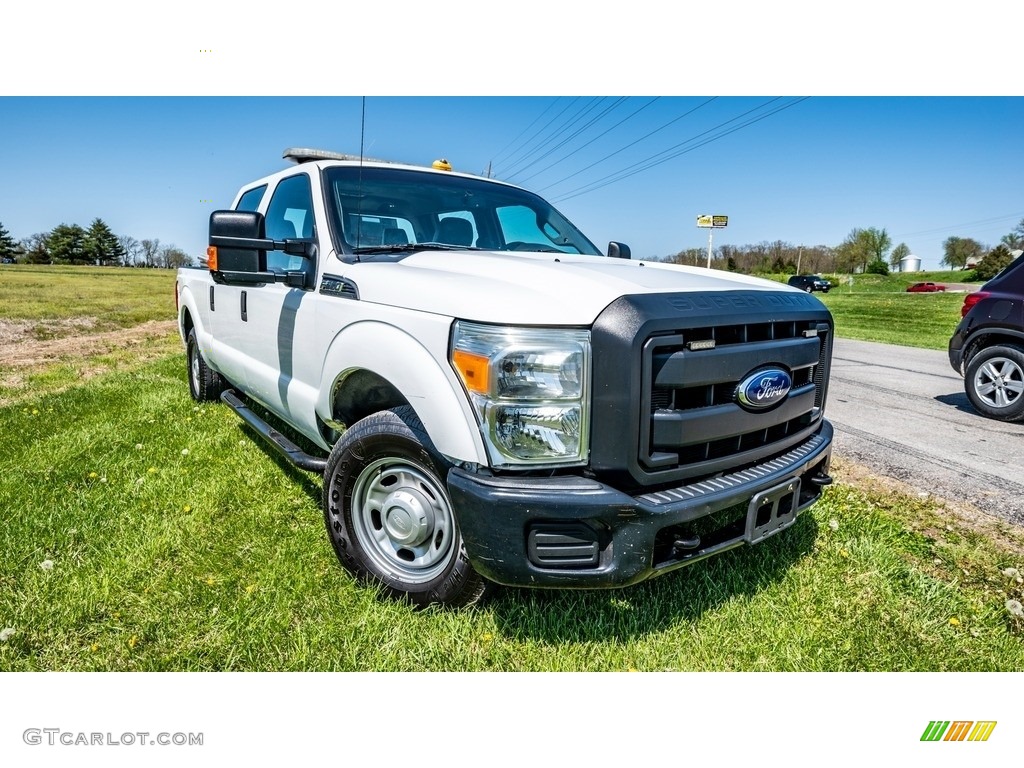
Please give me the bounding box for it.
[451,321,590,467]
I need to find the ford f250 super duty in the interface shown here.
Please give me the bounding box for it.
[175,148,835,607]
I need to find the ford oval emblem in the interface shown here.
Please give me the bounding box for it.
[736,368,792,411]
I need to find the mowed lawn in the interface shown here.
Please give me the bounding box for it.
[820,291,965,350]
[1,266,1021,671]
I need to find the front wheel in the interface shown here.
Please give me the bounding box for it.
[322,406,489,608]
[964,345,1024,422]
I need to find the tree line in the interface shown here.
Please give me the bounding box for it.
[0,218,193,269]
[664,218,1024,280]
[5,215,1022,278]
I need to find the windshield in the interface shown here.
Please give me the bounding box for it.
[324,166,602,259]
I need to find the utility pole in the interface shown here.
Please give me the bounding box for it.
[797,246,803,274]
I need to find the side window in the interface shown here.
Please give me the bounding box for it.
[265,174,315,272]
[235,185,267,213]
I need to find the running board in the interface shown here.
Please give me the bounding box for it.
[220,390,328,474]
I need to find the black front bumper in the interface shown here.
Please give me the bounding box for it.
[448,421,833,588]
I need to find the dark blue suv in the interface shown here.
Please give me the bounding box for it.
[948,254,1024,422]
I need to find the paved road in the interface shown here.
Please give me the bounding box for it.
[827,338,1024,525]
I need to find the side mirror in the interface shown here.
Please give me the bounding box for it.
[608,241,631,260]
[208,211,315,286]
[209,211,273,283]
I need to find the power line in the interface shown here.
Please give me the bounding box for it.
[491,97,583,177]
[506,97,629,183]
[515,97,660,185]
[534,97,719,194]
[550,97,784,200]
[552,98,808,203]
[502,98,611,179]
[488,97,563,168]
[893,212,1024,240]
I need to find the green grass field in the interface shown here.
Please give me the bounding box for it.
[759,270,975,350]
[820,292,965,349]
[0,264,175,332]
[1,265,1020,671]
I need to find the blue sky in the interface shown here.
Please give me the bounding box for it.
[1,96,1021,270]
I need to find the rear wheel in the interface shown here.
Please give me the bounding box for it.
[186,329,226,402]
[964,345,1024,422]
[322,406,489,608]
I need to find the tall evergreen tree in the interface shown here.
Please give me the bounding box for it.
[83,218,124,265]
[0,221,18,261]
[48,223,87,264]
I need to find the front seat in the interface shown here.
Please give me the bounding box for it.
[434,217,474,246]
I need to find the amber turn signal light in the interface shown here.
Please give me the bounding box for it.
[452,349,490,394]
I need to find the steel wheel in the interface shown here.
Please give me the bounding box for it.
[322,406,490,607]
[350,457,457,583]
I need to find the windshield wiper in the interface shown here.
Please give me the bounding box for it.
[352,243,481,255]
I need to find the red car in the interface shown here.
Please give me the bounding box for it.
[906,282,946,293]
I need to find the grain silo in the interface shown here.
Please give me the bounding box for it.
[899,255,922,272]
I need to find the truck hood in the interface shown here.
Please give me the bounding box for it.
[342,250,810,325]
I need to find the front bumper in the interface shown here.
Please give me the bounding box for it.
[448,420,833,588]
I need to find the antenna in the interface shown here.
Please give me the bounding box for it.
[355,96,366,257]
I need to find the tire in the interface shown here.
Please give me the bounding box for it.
[964,345,1024,422]
[186,329,226,402]
[804,285,813,293]
[322,406,489,608]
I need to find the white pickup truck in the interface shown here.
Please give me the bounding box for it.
[175,148,835,607]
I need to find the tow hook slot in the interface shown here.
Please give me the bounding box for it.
[672,534,701,553]
[746,479,800,545]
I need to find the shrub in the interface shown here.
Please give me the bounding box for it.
[866,259,889,276]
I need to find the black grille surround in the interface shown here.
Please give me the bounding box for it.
[590,290,833,490]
